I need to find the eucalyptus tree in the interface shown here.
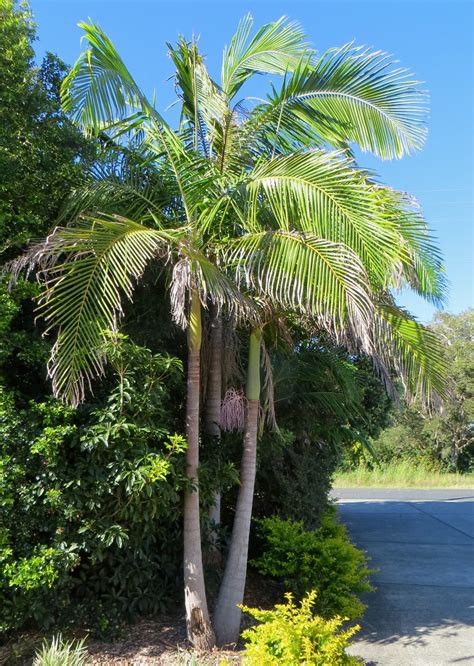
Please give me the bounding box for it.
[19,14,447,648]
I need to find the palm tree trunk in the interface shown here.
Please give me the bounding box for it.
[213,327,261,646]
[204,304,223,549]
[184,289,216,649]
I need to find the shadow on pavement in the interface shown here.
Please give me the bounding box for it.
[338,498,474,663]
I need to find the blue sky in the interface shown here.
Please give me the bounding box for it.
[30,0,473,323]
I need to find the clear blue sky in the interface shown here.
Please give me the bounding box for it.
[30,0,473,323]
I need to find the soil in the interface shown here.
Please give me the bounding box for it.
[86,572,283,665]
[0,573,283,665]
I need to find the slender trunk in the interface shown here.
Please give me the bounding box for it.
[204,305,223,540]
[213,328,261,646]
[451,443,460,471]
[183,290,216,649]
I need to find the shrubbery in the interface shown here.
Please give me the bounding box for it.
[0,336,186,638]
[241,591,359,665]
[255,432,339,531]
[252,509,373,621]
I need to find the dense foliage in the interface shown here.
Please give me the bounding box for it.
[241,591,359,665]
[0,0,96,403]
[0,0,94,257]
[254,341,390,529]
[0,336,186,637]
[252,510,373,621]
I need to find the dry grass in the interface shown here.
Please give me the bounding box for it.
[334,462,474,489]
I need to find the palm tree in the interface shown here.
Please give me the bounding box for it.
[195,17,446,643]
[18,15,446,647]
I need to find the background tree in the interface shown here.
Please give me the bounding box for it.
[430,311,474,469]
[0,0,95,258]
[356,310,473,472]
[0,0,96,402]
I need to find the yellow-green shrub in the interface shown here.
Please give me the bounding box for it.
[241,591,359,665]
[252,508,373,620]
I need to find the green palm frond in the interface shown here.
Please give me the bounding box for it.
[238,152,446,307]
[35,215,187,405]
[61,21,183,160]
[168,38,227,157]
[169,38,257,175]
[376,187,447,305]
[250,44,427,159]
[32,214,254,405]
[62,21,147,132]
[241,151,401,283]
[374,301,447,403]
[223,230,374,336]
[244,90,328,156]
[222,14,310,98]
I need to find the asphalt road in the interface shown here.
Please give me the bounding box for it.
[333,488,474,666]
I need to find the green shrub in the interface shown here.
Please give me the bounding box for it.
[252,509,373,620]
[241,591,359,665]
[0,336,186,638]
[33,634,88,666]
[255,434,339,531]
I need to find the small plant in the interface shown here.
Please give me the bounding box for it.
[241,591,360,665]
[252,508,373,620]
[33,634,89,666]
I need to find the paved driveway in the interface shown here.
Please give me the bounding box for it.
[333,488,474,666]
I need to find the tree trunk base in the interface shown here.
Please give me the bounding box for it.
[188,607,216,650]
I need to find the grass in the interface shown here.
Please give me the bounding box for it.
[334,461,474,489]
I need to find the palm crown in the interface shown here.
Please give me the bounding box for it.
[24,14,444,407]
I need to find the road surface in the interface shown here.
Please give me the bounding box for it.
[333,488,474,665]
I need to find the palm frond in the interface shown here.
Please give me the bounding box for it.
[373,301,447,403]
[62,21,182,158]
[377,187,447,306]
[242,151,402,283]
[168,38,227,157]
[30,214,253,405]
[222,14,310,98]
[249,44,428,159]
[34,215,187,405]
[62,21,147,132]
[223,231,374,342]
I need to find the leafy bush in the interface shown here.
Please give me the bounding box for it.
[241,591,359,665]
[252,509,373,620]
[0,336,186,638]
[255,433,339,531]
[33,634,88,666]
